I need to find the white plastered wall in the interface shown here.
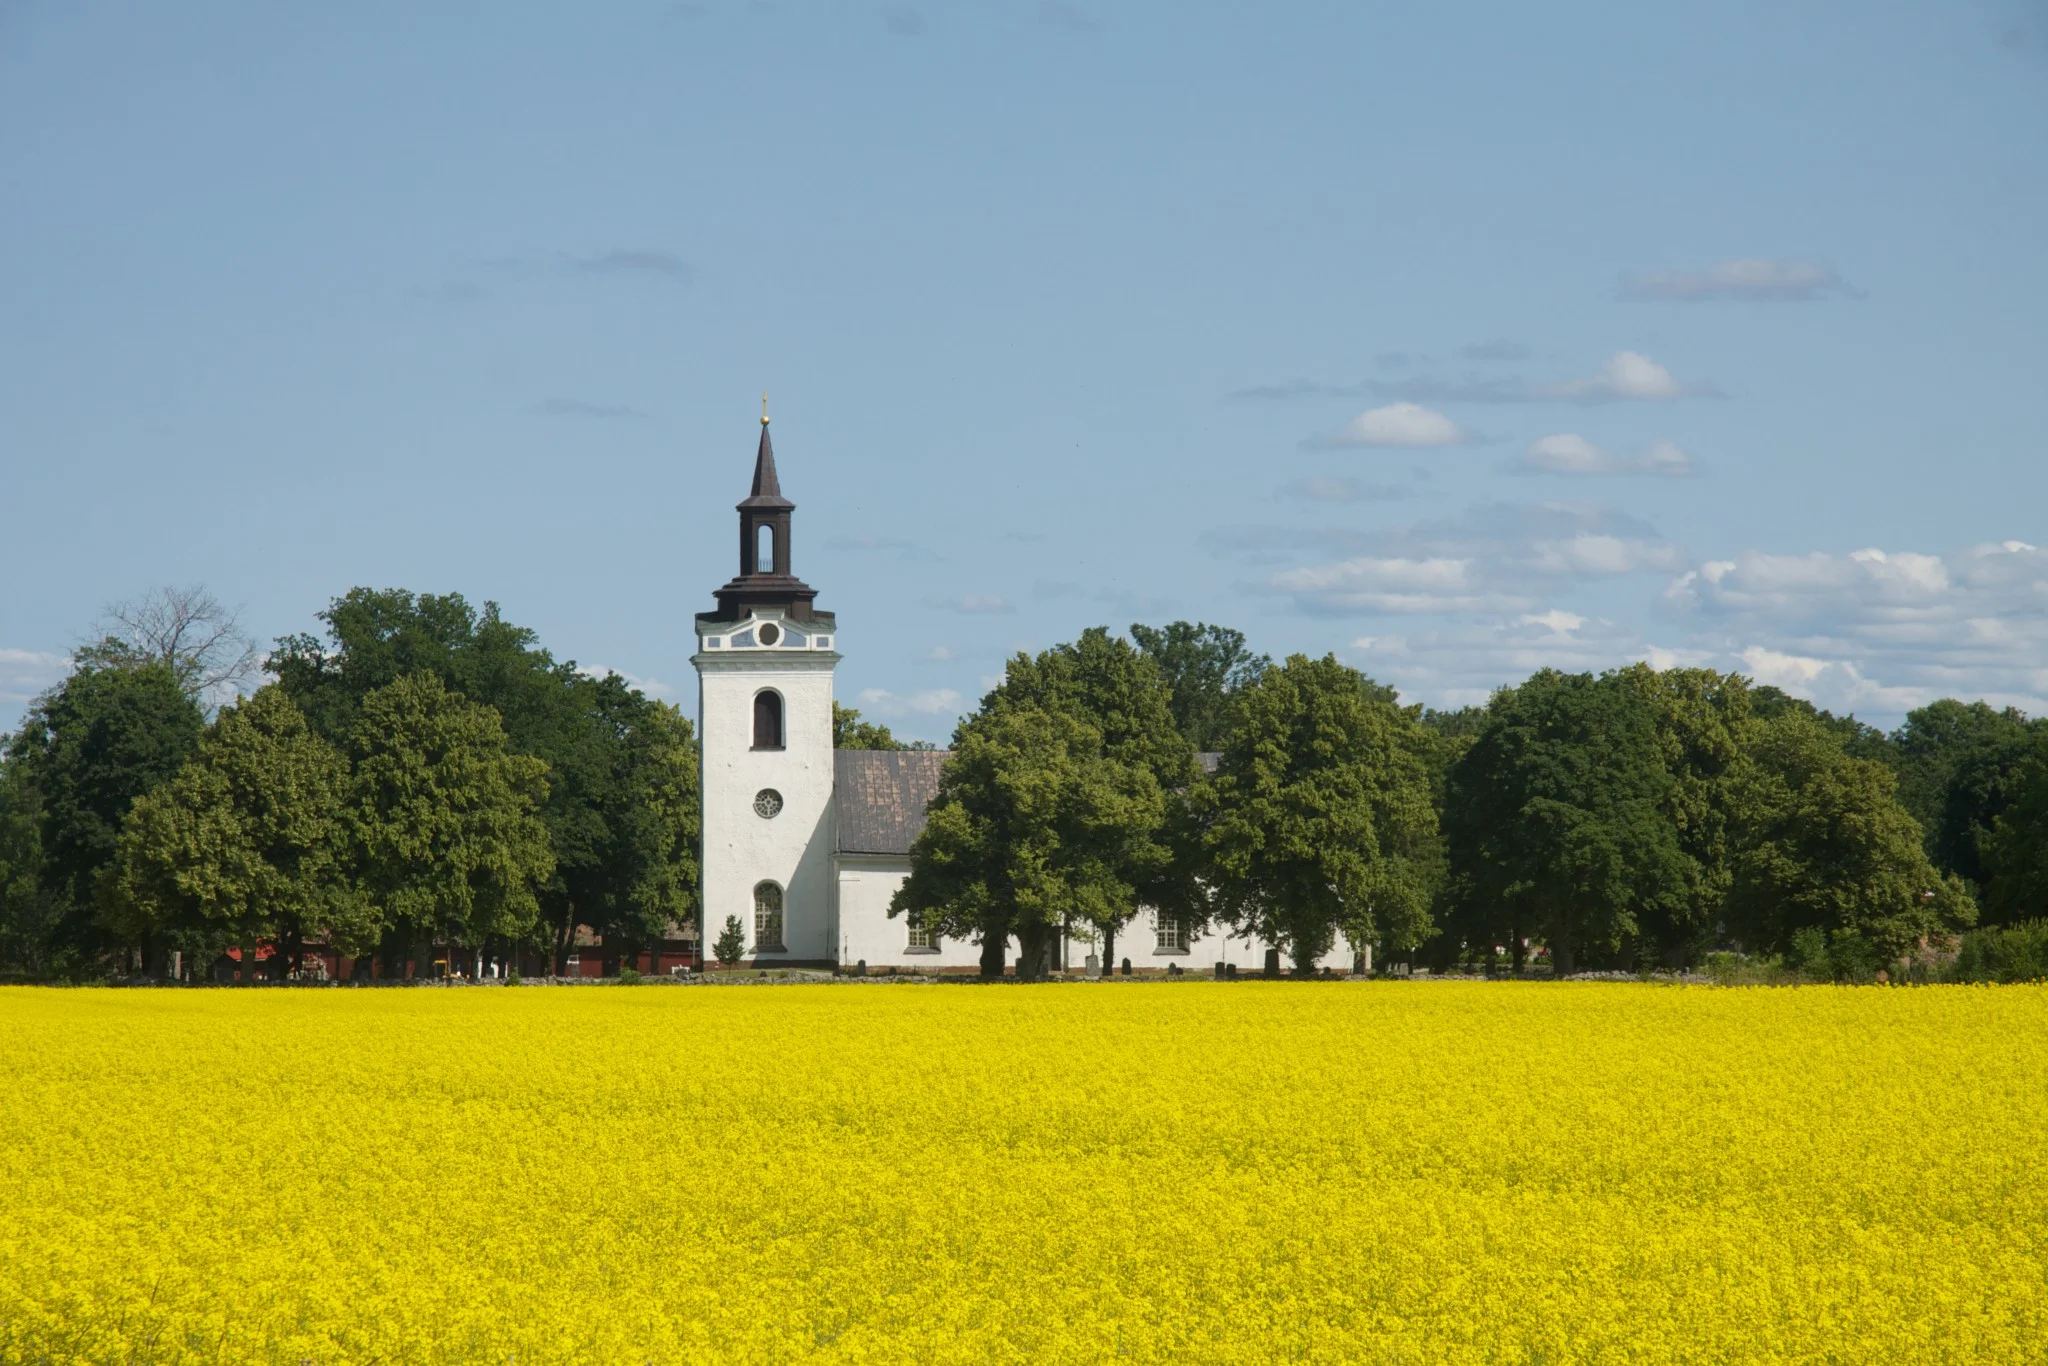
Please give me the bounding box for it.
[832,858,1358,974]
[695,612,839,964]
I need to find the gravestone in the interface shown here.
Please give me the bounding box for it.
[1213,961,1227,980]
[1263,948,1281,979]
[1085,954,1101,979]
[1120,957,1132,976]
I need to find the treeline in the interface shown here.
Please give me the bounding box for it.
[892,623,2048,980]
[4,591,2046,983]
[0,588,699,981]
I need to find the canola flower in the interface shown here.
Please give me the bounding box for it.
[0,982,2043,1364]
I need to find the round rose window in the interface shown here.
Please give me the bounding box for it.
[754,788,783,819]
[758,623,780,645]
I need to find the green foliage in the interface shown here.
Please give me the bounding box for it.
[1203,654,1437,970]
[833,702,933,750]
[894,701,1167,979]
[713,915,746,967]
[1,661,203,974]
[343,673,555,956]
[1965,730,2048,925]
[269,588,699,965]
[1442,670,1692,973]
[1129,621,1269,752]
[1787,926,1885,983]
[1726,710,1974,961]
[1945,920,2048,984]
[902,628,1192,976]
[615,964,643,984]
[104,686,370,975]
[1889,699,2041,906]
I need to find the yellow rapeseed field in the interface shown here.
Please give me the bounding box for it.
[1,982,2043,1365]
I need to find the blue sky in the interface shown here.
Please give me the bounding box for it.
[4,1,2046,742]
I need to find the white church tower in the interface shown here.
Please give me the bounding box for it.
[692,408,840,965]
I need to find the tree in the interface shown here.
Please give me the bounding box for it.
[1130,621,1269,752]
[270,588,695,967]
[713,915,745,967]
[833,702,934,751]
[1442,670,1691,974]
[892,702,1165,980]
[1613,665,1756,966]
[104,686,370,981]
[1,660,204,975]
[560,691,701,974]
[1976,732,2048,923]
[1203,655,1437,971]
[343,673,555,976]
[1889,699,2041,907]
[1726,710,1974,961]
[78,584,260,713]
[979,628,1195,968]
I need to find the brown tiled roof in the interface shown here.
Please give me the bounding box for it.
[836,750,951,855]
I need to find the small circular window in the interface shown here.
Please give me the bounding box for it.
[758,623,780,645]
[754,788,784,819]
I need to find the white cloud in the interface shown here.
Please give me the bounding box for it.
[1242,501,1681,617]
[1519,609,1586,635]
[1620,258,1853,302]
[1541,351,1704,402]
[1307,402,1470,448]
[1515,433,1699,477]
[924,645,955,662]
[1,648,69,711]
[858,687,963,716]
[1661,540,2048,717]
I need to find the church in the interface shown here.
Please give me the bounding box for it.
[694,413,1358,976]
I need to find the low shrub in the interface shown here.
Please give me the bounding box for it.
[1947,921,2048,984]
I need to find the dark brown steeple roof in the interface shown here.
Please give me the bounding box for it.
[739,420,793,511]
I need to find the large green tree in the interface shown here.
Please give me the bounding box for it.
[1203,655,1437,971]
[270,589,697,965]
[344,673,555,976]
[1129,620,1269,752]
[890,703,1164,979]
[1613,665,1756,966]
[1888,699,2041,906]
[104,686,370,981]
[1726,709,1974,960]
[983,628,1195,967]
[0,660,203,975]
[1442,670,1691,974]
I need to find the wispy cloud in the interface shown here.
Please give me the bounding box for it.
[1280,475,1419,503]
[828,533,940,561]
[1,647,67,711]
[857,686,963,716]
[566,248,689,277]
[1303,402,1472,449]
[1620,258,1855,302]
[936,594,1016,614]
[1511,434,1699,477]
[1237,350,1716,405]
[529,398,645,419]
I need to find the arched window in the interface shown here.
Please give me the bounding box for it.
[756,522,774,574]
[753,689,783,749]
[753,882,784,951]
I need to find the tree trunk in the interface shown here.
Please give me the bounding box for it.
[1015,923,1051,982]
[978,923,1009,980]
[414,936,435,982]
[1551,909,1576,976]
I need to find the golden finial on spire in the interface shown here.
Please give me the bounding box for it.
[761,391,770,425]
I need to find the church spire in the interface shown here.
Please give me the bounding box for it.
[741,403,791,510]
[712,401,818,622]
